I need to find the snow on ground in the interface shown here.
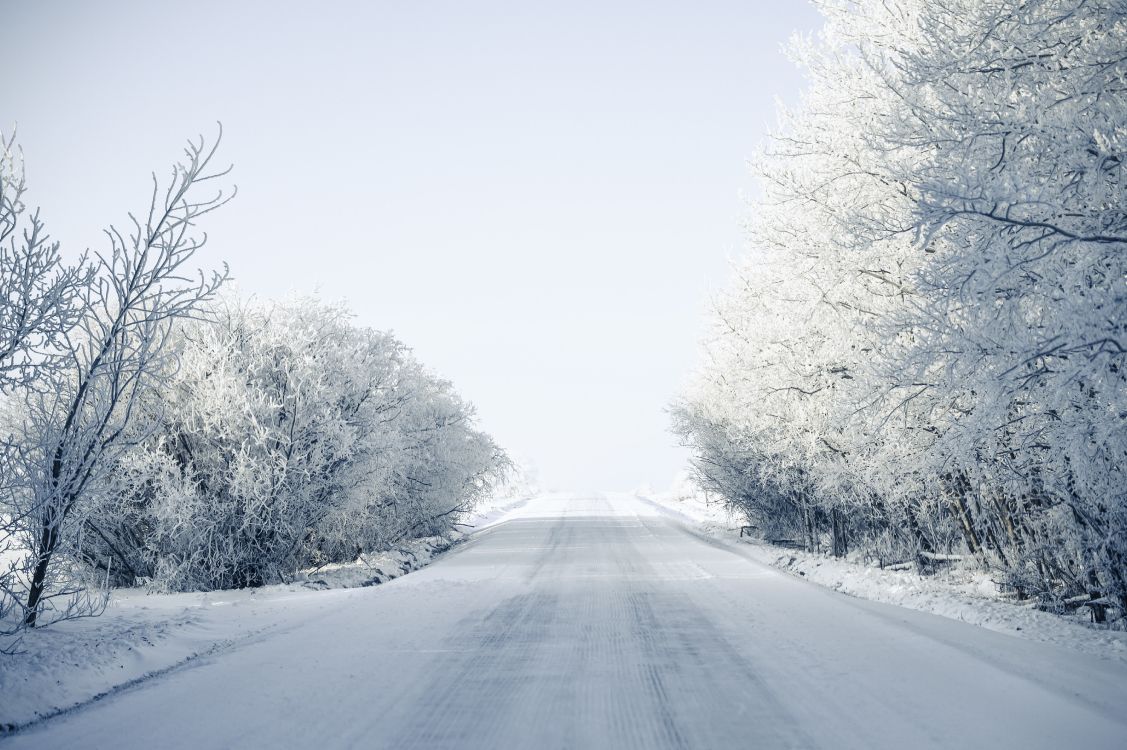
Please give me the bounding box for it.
[7,485,1126,745]
[639,476,1127,665]
[5,492,1127,749]
[0,493,535,731]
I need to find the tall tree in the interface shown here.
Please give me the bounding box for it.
[676,0,1126,614]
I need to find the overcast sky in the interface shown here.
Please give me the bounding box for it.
[2,0,820,491]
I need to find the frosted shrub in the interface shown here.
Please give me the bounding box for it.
[81,297,507,591]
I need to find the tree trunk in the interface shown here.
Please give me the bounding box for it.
[831,507,847,558]
[24,521,60,627]
[944,471,982,556]
[903,503,934,570]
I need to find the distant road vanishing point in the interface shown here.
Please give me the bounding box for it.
[7,494,1127,749]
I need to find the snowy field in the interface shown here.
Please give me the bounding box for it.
[3,492,1126,749]
[640,479,1127,664]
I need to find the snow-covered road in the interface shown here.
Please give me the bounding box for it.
[7,494,1127,749]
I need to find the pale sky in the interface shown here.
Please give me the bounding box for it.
[1,0,820,492]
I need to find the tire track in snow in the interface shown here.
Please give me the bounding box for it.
[387,591,559,749]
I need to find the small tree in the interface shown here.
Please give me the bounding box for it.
[6,129,231,627]
[1,130,95,636]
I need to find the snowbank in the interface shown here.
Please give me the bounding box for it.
[0,495,533,732]
[639,481,1127,665]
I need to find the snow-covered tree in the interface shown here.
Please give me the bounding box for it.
[676,0,1126,620]
[80,296,507,592]
[3,131,231,627]
[2,130,98,633]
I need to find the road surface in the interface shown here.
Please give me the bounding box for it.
[6,494,1127,749]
